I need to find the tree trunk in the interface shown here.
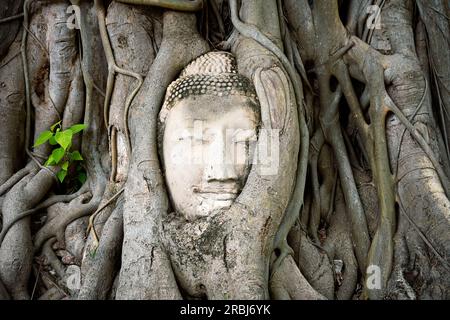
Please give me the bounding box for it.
[0,0,449,300]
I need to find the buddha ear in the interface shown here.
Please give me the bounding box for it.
[253,66,291,133]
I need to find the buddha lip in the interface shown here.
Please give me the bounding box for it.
[197,190,238,194]
[197,192,237,201]
[193,186,239,200]
[192,185,239,195]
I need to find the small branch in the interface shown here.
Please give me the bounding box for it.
[308,129,325,243]
[86,188,124,250]
[109,126,118,182]
[30,263,41,300]
[387,97,450,196]
[394,78,428,178]
[0,50,21,70]
[398,199,450,273]
[94,0,143,158]
[0,13,24,24]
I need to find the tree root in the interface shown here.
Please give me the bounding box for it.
[0,28,26,188]
[0,0,23,61]
[0,13,24,24]
[21,0,53,172]
[270,255,326,300]
[322,186,359,300]
[86,187,124,249]
[81,182,121,266]
[33,192,97,252]
[94,0,143,158]
[0,168,54,299]
[229,0,310,275]
[116,9,209,299]
[319,145,337,224]
[1,0,448,301]
[0,165,31,198]
[42,237,65,280]
[308,129,324,243]
[398,201,450,272]
[0,184,89,246]
[318,82,370,274]
[344,33,449,298]
[287,222,335,299]
[386,95,450,195]
[78,200,123,299]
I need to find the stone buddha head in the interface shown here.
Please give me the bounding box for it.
[159,51,260,221]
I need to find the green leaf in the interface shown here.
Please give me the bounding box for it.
[45,155,56,166]
[56,169,67,183]
[55,130,73,150]
[68,124,86,134]
[70,151,83,161]
[50,147,65,165]
[61,161,69,171]
[50,120,62,132]
[77,171,87,184]
[49,136,58,145]
[33,130,53,148]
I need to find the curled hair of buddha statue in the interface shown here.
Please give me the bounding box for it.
[158,51,261,153]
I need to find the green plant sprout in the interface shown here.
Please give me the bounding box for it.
[34,121,86,183]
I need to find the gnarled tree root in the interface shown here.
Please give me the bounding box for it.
[78,200,123,300]
[270,255,326,300]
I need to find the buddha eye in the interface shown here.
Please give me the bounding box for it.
[232,129,257,143]
[194,129,214,144]
[176,127,208,142]
[177,131,194,141]
[195,136,211,144]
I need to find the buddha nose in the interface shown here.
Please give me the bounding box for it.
[204,133,239,182]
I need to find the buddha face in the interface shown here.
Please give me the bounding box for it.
[162,94,259,221]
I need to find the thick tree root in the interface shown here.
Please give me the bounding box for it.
[116,9,209,299]
[322,186,359,300]
[42,238,65,280]
[0,168,54,299]
[0,185,89,245]
[0,0,449,301]
[0,29,25,189]
[78,200,123,300]
[94,0,143,156]
[229,0,310,276]
[33,192,97,252]
[287,222,335,299]
[270,255,326,300]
